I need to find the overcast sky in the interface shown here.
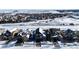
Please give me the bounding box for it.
[0,0,79,9]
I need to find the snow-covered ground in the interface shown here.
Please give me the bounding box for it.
[0,41,79,49]
[0,16,79,31]
[1,25,79,31]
